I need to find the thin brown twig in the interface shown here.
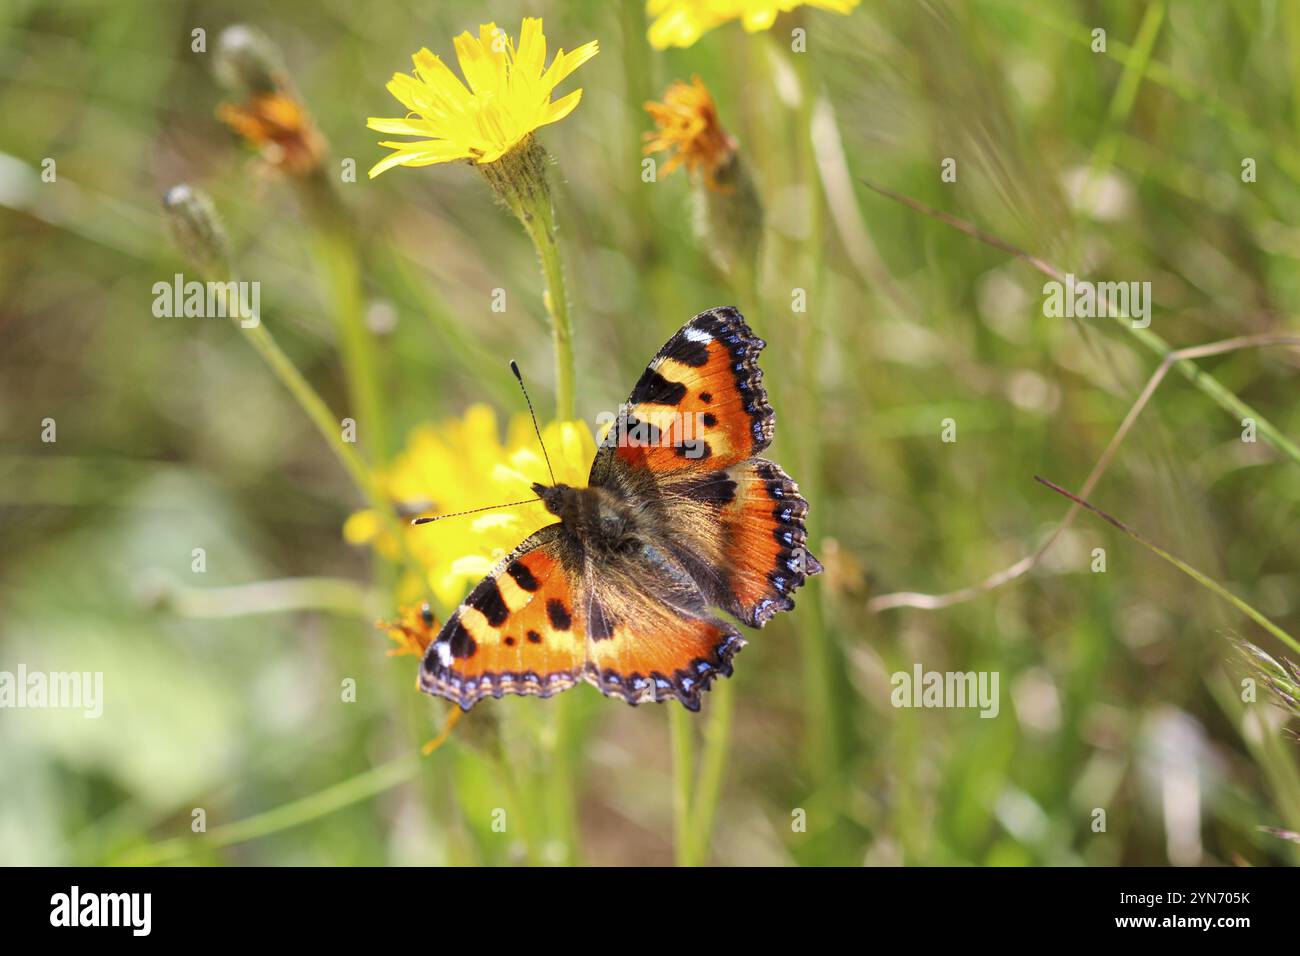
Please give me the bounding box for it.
[1032,475,1143,536]
[868,334,1300,613]
[858,178,1065,282]
[1033,475,1299,654]
[857,177,1300,613]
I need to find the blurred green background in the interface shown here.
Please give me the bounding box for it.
[2,0,1299,866]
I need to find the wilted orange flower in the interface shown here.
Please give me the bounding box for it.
[218,91,325,176]
[644,77,737,190]
[380,603,439,657]
[380,602,465,753]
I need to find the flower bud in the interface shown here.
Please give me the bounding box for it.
[214,25,284,98]
[162,184,230,276]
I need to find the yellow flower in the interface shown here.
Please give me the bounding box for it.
[344,404,596,608]
[644,76,737,190]
[218,92,325,177]
[365,17,599,178]
[646,0,859,49]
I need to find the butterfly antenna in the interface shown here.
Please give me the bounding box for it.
[411,498,539,525]
[511,359,557,486]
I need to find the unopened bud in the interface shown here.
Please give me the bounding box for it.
[163,184,230,276]
[214,25,284,98]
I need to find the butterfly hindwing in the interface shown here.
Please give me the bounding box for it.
[709,458,822,626]
[420,525,584,710]
[633,458,821,629]
[584,610,745,712]
[580,543,746,711]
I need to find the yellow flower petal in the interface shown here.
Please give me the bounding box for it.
[515,17,547,77]
[741,9,780,31]
[367,140,473,177]
[343,510,380,545]
[642,76,737,189]
[412,48,470,103]
[452,27,497,96]
[543,88,584,125]
[646,0,859,49]
[449,554,494,578]
[366,116,437,136]
[384,72,437,115]
[540,40,600,90]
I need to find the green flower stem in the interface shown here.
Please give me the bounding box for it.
[155,575,378,620]
[668,705,695,866]
[486,744,544,866]
[520,181,581,865]
[523,200,577,421]
[163,184,408,558]
[299,168,390,460]
[237,297,403,541]
[116,751,421,865]
[781,21,849,794]
[479,138,581,863]
[672,213,765,865]
[543,698,579,866]
[480,137,577,420]
[687,676,735,865]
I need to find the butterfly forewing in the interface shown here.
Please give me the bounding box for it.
[419,526,584,709]
[590,306,774,483]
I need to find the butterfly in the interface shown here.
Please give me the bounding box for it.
[418,306,822,711]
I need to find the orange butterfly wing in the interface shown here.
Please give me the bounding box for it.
[592,306,773,480]
[419,526,584,710]
[582,605,745,711]
[710,458,823,627]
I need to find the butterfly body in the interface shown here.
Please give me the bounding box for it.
[532,481,651,559]
[418,307,821,712]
